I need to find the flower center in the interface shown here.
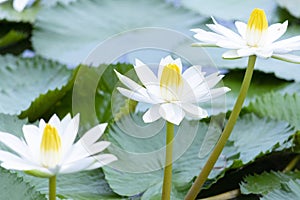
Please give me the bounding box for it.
[160,63,182,101]
[246,8,268,47]
[40,124,62,168]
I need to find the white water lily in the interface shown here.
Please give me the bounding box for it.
[115,55,230,125]
[0,114,117,177]
[191,8,300,63]
[0,0,34,12]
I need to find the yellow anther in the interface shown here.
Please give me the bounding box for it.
[40,124,61,168]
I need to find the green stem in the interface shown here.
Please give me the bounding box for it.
[185,55,257,200]
[283,155,300,173]
[49,176,56,200]
[162,122,174,200]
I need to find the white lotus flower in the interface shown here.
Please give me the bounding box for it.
[115,55,230,125]
[0,0,34,12]
[0,114,117,177]
[191,8,300,63]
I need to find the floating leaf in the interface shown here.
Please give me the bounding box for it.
[0,1,39,22]
[179,0,277,21]
[241,171,300,195]
[32,0,204,65]
[19,169,121,200]
[0,29,27,48]
[204,70,289,114]
[0,55,73,120]
[247,93,300,130]
[103,112,294,197]
[0,168,46,200]
[275,0,300,18]
[261,179,300,200]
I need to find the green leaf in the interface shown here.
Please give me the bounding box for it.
[179,0,277,21]
[261,179,300,200]
[72,63,135,129]
[18,169,122,200]
[241,171,300,195]
[0,168,47,200]
[228,114,295,164]
[275,0,300,18]
[0,30,27,48]
[247,92,300,130]
[0,1,40,22]
[103,113,216,198]
[0,55,74,121]
[103,112,294,197]
[32,0,205,65]
[204,70,289,114]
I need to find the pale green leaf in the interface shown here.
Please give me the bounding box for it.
[0,168,47,200]
[0,55,73,120]
[103,113,294,197]
[247,92,300,130]
[241,171,300,195]
[275,0,300,18]
[32,0,205,65]
[261,180,300,200]
[0,1,39,22]
[179,0,277,21]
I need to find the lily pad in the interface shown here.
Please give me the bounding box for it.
[103,113,294,198]
[247,92,300,130]
[32,0,205,65]
[0,168,46,200]
[179,0,277,21]
[0,55,73,120]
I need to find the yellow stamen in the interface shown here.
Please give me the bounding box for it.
[246,8,268,46]
[160,64,182,101]
[40,124,62,168]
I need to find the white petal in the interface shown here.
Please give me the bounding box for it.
[191,28,226,44]
[61,114,79,155]
[182,65,205,90]
[222,50,240,59]
[13,0,30,12]
[181,103,208,120]
[266,21,288,44]
[159,103,185,125]
[59,157,98,174]
[0,150,38,171]
[207,17,245,45]
[205,72,224,88]
[22,124,41,162]
[255,49,274,58]
[48,114,62,135]
[145,84,165,103]
[237,48,256,57]
[198,87,231,102]
[272,53,300,64]
[0,132,31,160]
[61,113,72,131]
[115,70,143,91]
[63,141,111,164]
[235,21,247,39]
[271,36,300,52]
[117,87,153,103]
[79,123,107,146]
[134,59,158,85]
[142,104,161,123]
[84,154,118,170]
[216,40,245,49]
